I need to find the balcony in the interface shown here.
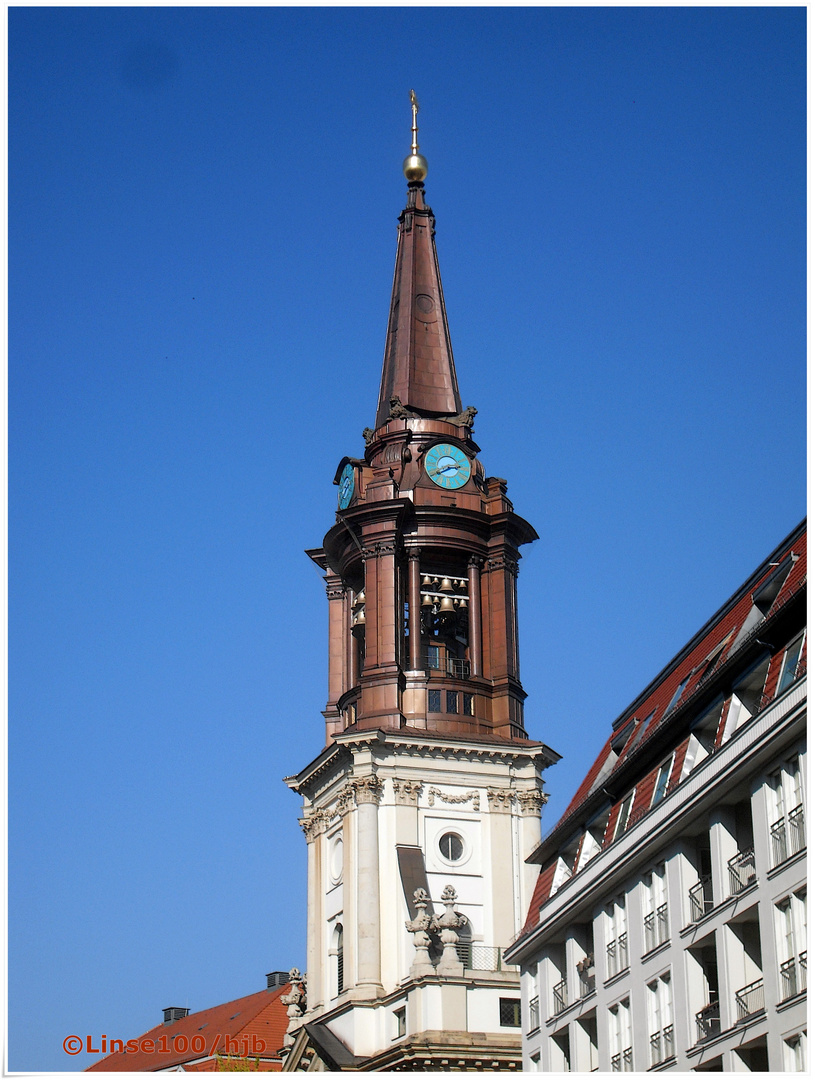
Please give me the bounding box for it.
[528,995,540,1032]
[552,977,568,1017]
[447,657,470,678]
[689,876,714,922]
[770,804,805,867]
[695,1001,720,1042]
[643,903,669,952]
[610,1047,633,1072]
[728,849,756,896]
[734,978,764,1020]
[650,1025,674,1066]
[606,933,628,978]
[779,951,807,1000]
[578,970,596,999]
[454,944,516,971]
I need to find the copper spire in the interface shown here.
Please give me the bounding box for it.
[374,95,463,430]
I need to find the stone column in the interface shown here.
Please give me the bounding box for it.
[354,775,384,995]
[408,549,422,670]
[467,556,483,677]
[301,811,327,1012]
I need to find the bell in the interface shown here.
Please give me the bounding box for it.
[421,576,432,588]
[355,590,365,607]
[422,593,433,607]
[439,595,455,613]
[355,609,366,624]
[458,597,468,611]
[439,577,454,593]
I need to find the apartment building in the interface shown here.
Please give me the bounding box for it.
[505,521,806,1072]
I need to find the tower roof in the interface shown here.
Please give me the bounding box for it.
[374,98,462,429]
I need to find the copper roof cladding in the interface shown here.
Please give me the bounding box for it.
[374,181,462,429]
[525,518,806,871]
[86,984,290,1071]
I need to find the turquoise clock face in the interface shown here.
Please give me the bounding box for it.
[425,443,471,490]
[338,463,355,509]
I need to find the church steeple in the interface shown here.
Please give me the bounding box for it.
[374,92,462,429]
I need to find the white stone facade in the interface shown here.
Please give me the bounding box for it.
[510,679,806,1072]
[285,726,556,1068]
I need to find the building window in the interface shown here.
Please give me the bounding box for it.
[446,690,459,713]
[428,689,441,712]
[394,1007,406,1039]
[439,832,464,861]
[651,755,674,807]
[664,674,690,715]
[608,998,632,1071]
[463,692,474,716]
[605,896,628,978]
[769,755,805,867]
[427,644,442,670]
[647,972,673,1065]
[612,790,635,841]
[334,924,344,996]
[776,891,807,1000]
[643,864,669,952]
[784,1033,807,1072]
[529,1051,541,1071]
[499,998,521,1027]
[778,631,805,694]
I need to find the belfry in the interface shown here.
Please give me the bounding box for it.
[283,96,559,1071]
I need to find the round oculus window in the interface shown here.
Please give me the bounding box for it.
[439,832,464,862]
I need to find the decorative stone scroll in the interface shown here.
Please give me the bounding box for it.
[393,778,423,806]
[486,789,516,813]
[517,789,548,816]
[352,775,384,805]
[300,810,330,842]
[427,787,480,811]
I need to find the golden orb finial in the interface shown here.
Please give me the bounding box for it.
[403,89,428,181]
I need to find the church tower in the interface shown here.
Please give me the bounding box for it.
[283,96,559,1071]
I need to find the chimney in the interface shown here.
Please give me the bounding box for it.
[266,971,289,989]
[162,1006,190,1025]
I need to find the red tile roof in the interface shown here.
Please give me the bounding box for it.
[518,520,806,930]
[86,985,290,1072]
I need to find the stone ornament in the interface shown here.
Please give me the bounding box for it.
[431,885,467,973]
[392,778,423,805]
[427,786,480,811]
[352,775,384,805]
[517,789,548,815]
[280,968,308,1047]
[486,788,516,812]
[405,888,435,976]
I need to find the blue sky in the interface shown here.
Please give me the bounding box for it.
[9,5,805,1071]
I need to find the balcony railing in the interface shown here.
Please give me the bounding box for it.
[735,978,764,1020]
[447,657,470,678]
[771,804,806,867]
[650,1025,674,1066]
[689,876,714,921]
[528,995,540,1032]
[552,977,568,1017]
[779,951,807,1000]
[695,1001,720,1042]
[454,944,516,971]
[728,849,756,895]
[578,970,596,999]
[606,933,628,978]
[610,1047,633,1072]
[643,903,669,952]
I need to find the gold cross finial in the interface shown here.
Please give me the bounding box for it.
[409,89,420,154]
[403,90,428,182]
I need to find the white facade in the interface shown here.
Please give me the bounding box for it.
[511,677,806,1072]
[285,726,557,1069]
